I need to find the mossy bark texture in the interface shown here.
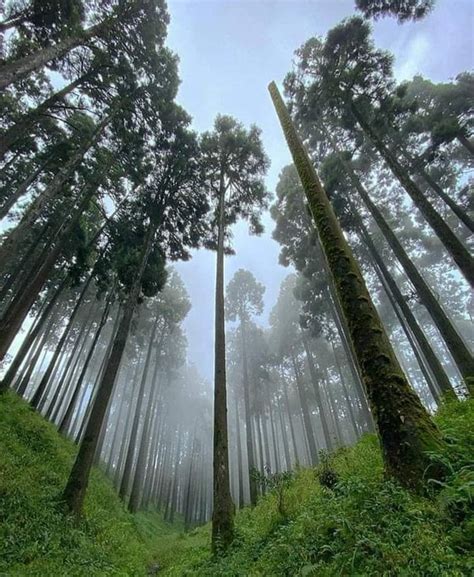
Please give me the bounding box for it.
[269,81,444,490]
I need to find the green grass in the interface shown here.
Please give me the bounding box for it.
[1,391,473,576]
[153,398,474,576]
[0,391,166,576]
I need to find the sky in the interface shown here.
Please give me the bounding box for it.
[166,0,474,381]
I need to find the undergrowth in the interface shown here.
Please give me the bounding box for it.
[155,397,474,576]
[0,391,164,576]
[1,392,472,576]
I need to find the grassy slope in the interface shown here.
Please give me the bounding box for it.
[1,392,473,576]
[0,392,169,576]
[154,399,474,576]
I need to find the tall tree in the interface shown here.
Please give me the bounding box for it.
[200,115,269,551]
[226,269,265,506]
[269,81,444,490]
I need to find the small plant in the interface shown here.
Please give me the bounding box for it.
[316,450,339,490]
[252,466,295,517]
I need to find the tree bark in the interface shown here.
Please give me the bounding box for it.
[211,174,234,552]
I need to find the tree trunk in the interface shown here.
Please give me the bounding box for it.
[30,273,94,408]
[269,81,445,490]
[62,220,155,518]
[400,148,474,233]
[357,219,455,400]
[291,355,318,464]
[0,18,111,91]
[457,134,474,156]
[234,396,245,508]
[0,277,67,392]
[128,345,163,513]
[0,156,50,219]
[0,184,98,362]
[0,112,110,267]
[58,294,114,434]
[211,175,234,552]
[240,318,258,507]
[119,316,161,501]
[0,72,93,162]
[350,102,474,287]
[301,332,333,451]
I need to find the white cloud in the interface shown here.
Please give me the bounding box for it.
[395,33,431,82]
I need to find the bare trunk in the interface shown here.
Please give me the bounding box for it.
[211,176,234,552]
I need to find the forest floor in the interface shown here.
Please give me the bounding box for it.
[0,392,473,576]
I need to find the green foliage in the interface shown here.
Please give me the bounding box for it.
[155,399,474,576]
[0,392,156,576]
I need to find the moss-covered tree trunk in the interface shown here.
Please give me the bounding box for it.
[350,102,474,287]
[211,176,234,552]
[269,81,445,490]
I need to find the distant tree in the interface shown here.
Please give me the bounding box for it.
[201,115,269,551]
[355,0,435,22]
[226,269,265,506]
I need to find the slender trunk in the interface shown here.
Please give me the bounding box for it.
[0,185,98,362]
[457,134,474,156]
[128,345,163,513]
[301,333,332,451]
[357,219,455,400]
[0,18,112,90]
[282,375,300,465]
[241,318,258,506]
[0,156,50,219]
[119,316,161,501]
[330,340,360,437]
[0,112,110,266]
[277,395,291,471]
[400,148,474,233]
[211,174,234,552]
[17,312,58,397]
[350,102,474,286]
[325,129,474,393]
[235,397,244,508]
[58,293,114,434]
[269,82,445,489]
[291,355,318,464]
[30,273,94,408]
[62,221,155,518]
[0,278,66,392]
[0,73,94,162]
